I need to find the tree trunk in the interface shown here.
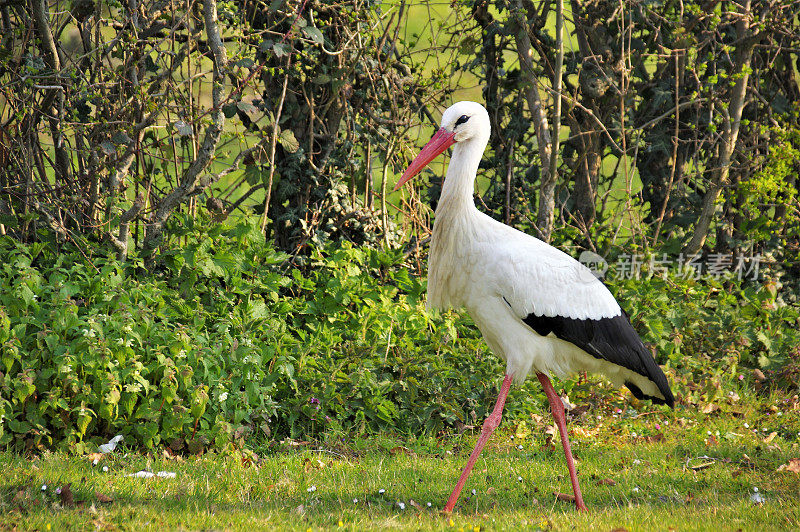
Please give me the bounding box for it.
[683,0,755,256]
[143,0,228,253]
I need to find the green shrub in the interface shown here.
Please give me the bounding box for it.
[0,221,536,453]
[1,219,797,453]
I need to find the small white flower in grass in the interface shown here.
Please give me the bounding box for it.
[517,476,523,482]
[307,485,316,492]
[631,432,637,438]
[427,502,432,507]
[471,489,476,495]
[517,445,523,450]
[219,392,229,402]
[92,459,99,466]
[744,423,749,428]
[398,502,406,510]
[378,488,385,495]
[41,484,47,491]
[55,487,61,495]
[777,412,782,417]
[633,459,641,465]
[597,415,602,420]
[706,431,712,436]
[353,498,358,503]
[102,466,109,472]
[633,487,640,493]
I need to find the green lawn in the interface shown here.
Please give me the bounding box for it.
[2,388,799,531]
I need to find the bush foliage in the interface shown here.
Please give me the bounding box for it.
[1,220,798,453]
[0,221,522,453]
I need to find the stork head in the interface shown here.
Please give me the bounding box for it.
[394,101,490,190]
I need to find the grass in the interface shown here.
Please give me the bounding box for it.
[2,385,799,531]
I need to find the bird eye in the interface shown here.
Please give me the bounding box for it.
[455,115,470,127]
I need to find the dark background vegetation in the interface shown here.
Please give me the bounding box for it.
[0,0,799,453]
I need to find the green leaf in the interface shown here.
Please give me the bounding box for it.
[272,43,290,58]
[302,26,324,45]
[279,129,299,153]
[100,141,116,155]
[756,330,772,352]
[222,103,238,118]
[111,131,132,145]
[237,101,257,114]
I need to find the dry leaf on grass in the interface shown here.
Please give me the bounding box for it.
[389,446,416,457]
[95,492,113,504]
[59,484,74,507]
[701,403,719,414]
[777,458,800,473]
[690,461,715,471]
[597,478,616,486]
[554,492,575,502]
[302,458,326,471]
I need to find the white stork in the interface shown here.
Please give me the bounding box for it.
[395,101,674,512]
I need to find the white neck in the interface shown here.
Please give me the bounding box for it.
[436,137,487,212]
[427,134,489,311]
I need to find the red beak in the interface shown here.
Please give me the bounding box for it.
[394,128,456,191]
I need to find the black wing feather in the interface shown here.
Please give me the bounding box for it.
[521,311,675,407]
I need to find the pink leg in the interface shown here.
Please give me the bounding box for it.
[537,372,587,511]
[443,374,513,513]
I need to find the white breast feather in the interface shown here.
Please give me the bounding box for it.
[430,211,621,321]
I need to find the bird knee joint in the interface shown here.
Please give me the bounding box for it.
[482,414,501,433]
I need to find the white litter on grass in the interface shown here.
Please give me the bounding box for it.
[127,470,176,479]
[378,488,385,495]
[561,396,575,411]
[306,485,317,492]
[99,435,124,454]
[750,487,765,504]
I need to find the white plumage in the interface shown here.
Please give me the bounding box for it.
[395,101,674,513]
